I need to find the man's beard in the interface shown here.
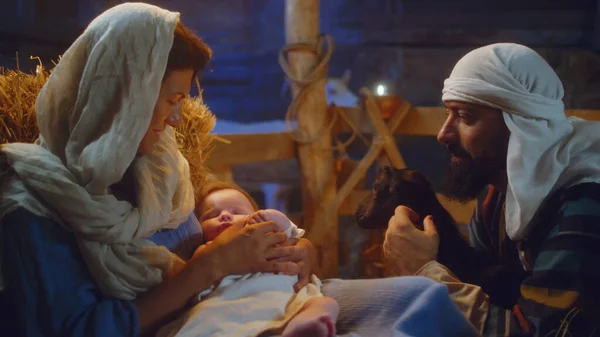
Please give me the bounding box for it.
[441,144,506,203]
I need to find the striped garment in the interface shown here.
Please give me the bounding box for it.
[470,182,600,336]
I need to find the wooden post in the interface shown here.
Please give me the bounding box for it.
[285,0,338,277]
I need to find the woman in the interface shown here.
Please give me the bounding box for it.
[0,3,302,336]
[0,3,478,337]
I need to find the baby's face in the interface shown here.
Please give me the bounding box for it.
[199,189,255,242]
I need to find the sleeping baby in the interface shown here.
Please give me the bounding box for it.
[159,181,339,337]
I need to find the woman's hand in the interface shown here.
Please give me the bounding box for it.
[277,237,316,291]
[383,206,439,276]
[190,220,299,280]
[165,255,187,281]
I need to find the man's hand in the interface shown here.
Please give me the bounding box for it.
[277,237,315,292]
[383,206,439,276]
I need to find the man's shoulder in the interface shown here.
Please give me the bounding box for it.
[541,182,600,220]
[527,182,600,253]
[560,181,600,204]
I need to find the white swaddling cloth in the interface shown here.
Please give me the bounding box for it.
[158,220,325,337]
[442,43,600,241]
[0,3,195,298]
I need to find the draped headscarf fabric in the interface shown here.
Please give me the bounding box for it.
[442,43,600,241]
[0,3,196,299]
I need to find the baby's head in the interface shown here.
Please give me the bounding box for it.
[196,181,259,242]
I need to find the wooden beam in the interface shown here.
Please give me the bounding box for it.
[203,108,600,171]
[334,107,600,136]
[339,190,475,225]
[285,0,339,278]
[204,133,296,170]
[332,106,448,136]
[566,109,600,120]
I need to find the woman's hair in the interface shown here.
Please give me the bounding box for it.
[165,21,213,78]
[195,181,260,217]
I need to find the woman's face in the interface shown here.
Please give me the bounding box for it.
[138,68,194,154]
[199,189,256,242]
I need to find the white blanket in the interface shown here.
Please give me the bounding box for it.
[0,3,195,299]
[161,274,322,337]
[158,222,324,337]
[442,43,600,240]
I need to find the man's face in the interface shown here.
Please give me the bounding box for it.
[437,101,510,202]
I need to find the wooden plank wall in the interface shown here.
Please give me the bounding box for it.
[4,0,599,119]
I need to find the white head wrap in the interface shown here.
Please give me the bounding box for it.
[0,3,196,299]
[442,43,600,240]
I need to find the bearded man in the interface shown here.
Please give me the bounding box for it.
[383,43,600,336]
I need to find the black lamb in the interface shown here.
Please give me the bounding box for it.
[354,166,482,284]
[354,166,529,309]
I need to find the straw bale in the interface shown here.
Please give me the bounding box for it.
[0,66,49,144]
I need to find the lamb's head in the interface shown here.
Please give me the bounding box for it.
[325,70,359,107]
[281,69,359,108]
[354,166,439,230]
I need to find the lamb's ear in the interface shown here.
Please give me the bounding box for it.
[406,169,431,186]
[388,170,403,192]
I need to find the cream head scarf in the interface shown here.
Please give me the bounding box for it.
[0,3,195,299]
[442,43,600,241]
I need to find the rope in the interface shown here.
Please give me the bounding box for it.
[279,34,367,154]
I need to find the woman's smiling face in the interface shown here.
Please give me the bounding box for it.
[138,68,193,154]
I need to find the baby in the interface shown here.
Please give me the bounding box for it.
[160,181,339,337]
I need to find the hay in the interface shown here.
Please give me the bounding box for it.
[0,66,50,144]
[0,64,219,193]
[175,93,218,192]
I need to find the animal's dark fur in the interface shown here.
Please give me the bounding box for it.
[355,166,531,309]
[354,166,481,284]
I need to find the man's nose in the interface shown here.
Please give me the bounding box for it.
[437,115,457,146]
